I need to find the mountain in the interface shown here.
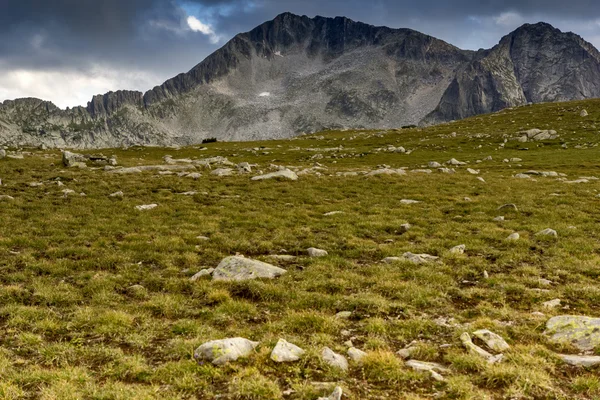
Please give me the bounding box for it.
[1,13,599,149]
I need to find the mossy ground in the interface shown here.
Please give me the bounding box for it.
[1,99,600,399]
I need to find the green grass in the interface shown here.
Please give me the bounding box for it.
[1,98,600,398]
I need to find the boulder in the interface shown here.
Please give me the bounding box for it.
[194,337,259,365]
[545,316,600,351]
[212,256,287,281]
[62,151,87,167]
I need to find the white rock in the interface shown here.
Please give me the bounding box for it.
[460,333,503,364]
[467,168,479,175]
[212,256,287,281]
[581,109,589,117]
[270,339,305,362]
[317,387,343,400]
[252,169,298,181]
[190,268,215,281]
[449,245,466,255]
[307,247,328,257]
[514,174,531,179]
[446,158,466,166]
[560,354,600,367]
[135,204,158,211]
[321,347,348,370]
[194,338,259,365]
[507,232,520,241]
[472,329,510,352]
[402,252,439,264]
[187,172,202,179]
[323,211,344,216]
[536,228,557,237]
[428,161,442,168]
[347,347,367,364]
[494,216,505,221]
[335,311,352,319]
[400,199,420,204]
[543,298,561,309]
[405,360,449,381]
[366,168,406,176]
[109,191,124,198]
[211,168,233,177]
[477,177,486,182]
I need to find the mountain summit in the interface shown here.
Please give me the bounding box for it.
[1,13,599,148]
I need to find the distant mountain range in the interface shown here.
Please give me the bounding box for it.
[2,12,600,149]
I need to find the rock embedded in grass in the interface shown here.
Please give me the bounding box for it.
[428,161,442,168]
[251,169,298,181]
[545,316,600,351]
[211,168,233,176]
[507,232,520,241]
[307,247,328,257]
[109,191,123,198]
[536,228,558,237]
[321,347,348,371]
[446,158,466,166]
[543,298,561,309]
[498,203,519,212]
[460,332,503,364]
[270,339,305,362]
[400,199,420,204]
[135,204,158,211]
[194,337,259,365]
[405,360,449,381]
[401,252,439,264]
[347,347,367,364]
[190,268,215,281]
[559,354,600,367]
[212,256,287,281]
[449,245,466,254]
[472,329,510,352]
[317,387,343,400]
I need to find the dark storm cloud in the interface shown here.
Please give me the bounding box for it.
[1,0,600,107]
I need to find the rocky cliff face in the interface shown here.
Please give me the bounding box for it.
[1,14,599,149]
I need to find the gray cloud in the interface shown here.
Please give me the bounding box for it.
[1,0,600,107]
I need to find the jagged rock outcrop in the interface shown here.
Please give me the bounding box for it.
[1,15,599,149]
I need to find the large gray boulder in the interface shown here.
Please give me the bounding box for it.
[212,256,287,281]
[545,316,600,351]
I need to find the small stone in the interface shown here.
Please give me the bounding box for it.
[460,332,503,364]
[317,387,343,400]
[196,236,210,241]
[581,109,589,117]
[401,252,439,264]
[307,247,328,257]
[446,158,466,166]
[477,177,486,182]
[211,168,233,177]
[321,347,348,370]
[109,191,123,198]
[194,338,259,365]
[405,360,449,381]
[472,329,510,352]
[399,223,411,233]
[335,311,352,319]
[187,172,202,179]
[543,299,561,309]
[494,216,505,221]
[347,347,367,364]
[467,168,479,175]
[252,169,298,181]
[536,228,557,237]
[498,203,519,212]
[135,204,158,211]
[323,211,344,216]
[483,270,489,279]
[559,354,600,367]
[428,161,442,168]
[212,256,287,281]
[400,199,420,204]
[449,244,466,254]
[270,339,305,362]
[514,174,531,179]
[190,268,215,281]
[507,232,520,241]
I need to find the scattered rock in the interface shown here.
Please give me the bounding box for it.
[270,339,305,362]
[0,149,5,159]
[266,255,296,261]
[518,129,559,142]
[536,228,557,237]
[507,232,520,241]
[581,109,589,117]
[323,211,344,216]
[543,299,562,309]
[212,256,287,281]
[546,316,600,351]
[405,360,448,381]
[347,347,367,364]
[321,347,348,371]
[559,354,600,367]
[252,169,298,181]
[194,338,259,365]
[401,252,439,264]
[494,216,505,221]
[514,174,531,179]
[449,245,466,255]
[307,247,328,257]
[467,168,479,175]
[477,177,486,182]
[211,168,233,177]
[109,191,123,198]
[190,268,215,281]
[366,168,406,176]
[399,223,412,233]
[446,158,466,166]
[400,199,420,205]
[428,161,442,168]
[135,204,158,211]
[317,387,343,400]
[187,172,202,180]
[62,151,87,167]
[335,311,352,319]
[498,203,518,212]
[472,329,510,352]
[460,332,503,364]
[0,195,14,201]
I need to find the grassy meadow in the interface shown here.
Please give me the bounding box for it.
[1,99,600,399]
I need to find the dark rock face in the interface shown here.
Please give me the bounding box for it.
[1,14,600,149]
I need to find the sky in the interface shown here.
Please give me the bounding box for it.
[1,0,600,109]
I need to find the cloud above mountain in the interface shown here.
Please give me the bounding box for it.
[1,0,599,108]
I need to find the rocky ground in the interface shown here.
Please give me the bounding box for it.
[1,99,600,399]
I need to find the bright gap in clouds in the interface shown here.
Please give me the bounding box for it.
[187,16,220,44]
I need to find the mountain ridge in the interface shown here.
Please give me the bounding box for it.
[1,13,599,149]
